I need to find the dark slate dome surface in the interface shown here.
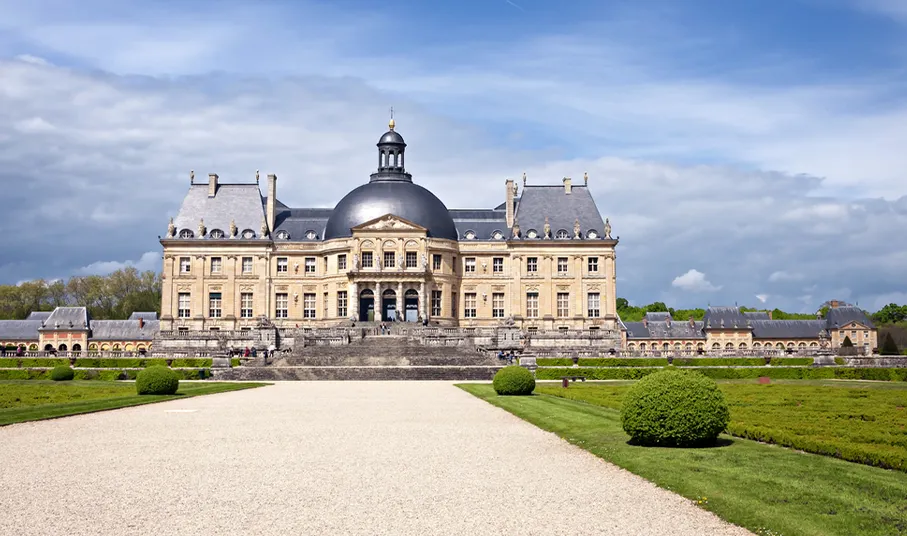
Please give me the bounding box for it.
[323,181,458,240]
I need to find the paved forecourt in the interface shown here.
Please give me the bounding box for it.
[0,382,751,536]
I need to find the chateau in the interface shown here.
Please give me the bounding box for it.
[159,120,620,335]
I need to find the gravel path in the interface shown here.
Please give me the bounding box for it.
[0,382,752,536]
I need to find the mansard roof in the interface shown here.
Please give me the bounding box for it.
[450,208,509,241]
[172,183,266,239]
[273,206,333,242]
[41,307,89,330]
[743,311,771,320]
[26,311,52,321]
[90,320,159,341]
[513,185,607,240]
[825,306,874,329]
[750,320,827,339]
[0,320,43,340]
[702,306,751,329]
[128,312,159,321]
[625,313,706,340]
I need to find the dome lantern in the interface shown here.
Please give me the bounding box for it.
[373,116,410,183]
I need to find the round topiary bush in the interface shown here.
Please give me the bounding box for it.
[135,366,179,395]
[50,365,74,381]
[621,369,729,447]
[493,366,536,396]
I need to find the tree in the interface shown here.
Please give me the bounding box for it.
[873,303,907,325]
[880,333,900,356]
[842,336,854,347]
[616,297,629,310]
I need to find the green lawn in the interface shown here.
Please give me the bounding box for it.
[534,379,907,471]
[459,383,907,536]
[0,380,268,426]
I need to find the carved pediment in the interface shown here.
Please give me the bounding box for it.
[353,214,426,233]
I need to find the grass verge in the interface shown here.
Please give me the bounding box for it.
[0,380,268,426]
[459,383,907,536]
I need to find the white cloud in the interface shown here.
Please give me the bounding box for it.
[76,252,160,276]
[755,294,769,304]
[768,271,804,282]
[672,270,722,292]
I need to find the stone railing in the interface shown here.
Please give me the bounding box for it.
[157,330,258,340]
[1,350,220,359]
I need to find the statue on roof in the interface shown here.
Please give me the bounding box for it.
[512,218,521,239]
[197,218,206,238]
[522,172,527,187]
[255,170,260,184]
[584,171,588,186]
[604,218,612,239]
[260,217,268,239]
[167,217,175,239]
[573,218,581,239]
[229,219,237,239]
[190,170,195,185]
[543,216,551,239]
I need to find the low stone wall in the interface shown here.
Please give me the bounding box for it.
[213,365,502,381]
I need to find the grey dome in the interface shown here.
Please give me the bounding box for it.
[379,130,405,145]
[324,181,458,240]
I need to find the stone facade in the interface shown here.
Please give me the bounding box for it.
[0,309,159,353]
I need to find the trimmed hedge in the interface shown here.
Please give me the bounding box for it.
[230,358,241,367]
[493,366,536,395]
[50,366,75,381]
[136,366,180,395]
[535,367,907,382]
[537,358,669,367]
[0,368,211,381]
[74,358,213,368]
[621,369,729,447]
[536,357,815,367]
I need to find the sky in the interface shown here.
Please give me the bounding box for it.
[1,0,907,312]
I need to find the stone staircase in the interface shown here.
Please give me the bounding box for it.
[214,333,506,381]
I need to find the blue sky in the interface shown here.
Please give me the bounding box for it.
[1,0,906,311]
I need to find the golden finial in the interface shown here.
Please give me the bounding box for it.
[388,106,395,130]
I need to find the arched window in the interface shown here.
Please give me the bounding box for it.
[72,344,81,352]
[753,342,762,348]
[28,344,38,351]
[241,229,256,239]
[464,230,476,240]
[556,229,569,239]
[44,344,54,352]
[775,343,784,349]
[663,342,670,351]
[787,342,795,348]
[179,229,194,239]
[58,344,67,351]
[712,342,721,349]
[276,230,290,240]
[697,342,704,349]
[209,229,225,239]
[526,229,538,239]
[739,342,747,349]
[586,230,598,239]
[798,342,806,348]
[491,230,504,240]
[685,342,692,350]
[809,342,818,347]
[674,343,681,350]
[112,344,121,351]
[725,342,734,349]
[89,344,98,351]
[639,343,647,350]
[306,230,317,240]
[628,343,636,351]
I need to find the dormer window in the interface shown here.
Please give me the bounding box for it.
[491,230,504,240]
[526,229,538,239]
[464,230,476,240]
[305,230,317,240]
[241,229,255,239]
[179,229,194,239]
[276,230,290,240]
[209,229,225,239]
[586,230,598,239]
[555,229,569,239]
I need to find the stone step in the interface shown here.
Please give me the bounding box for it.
[213,365,503,381]
[268,355,500,367]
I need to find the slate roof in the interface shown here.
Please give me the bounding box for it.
[625,317,706,339]
[172,184,266,239]
[0,320,43,340]
[25,311,52,321]
[825,306,874,329]
[273,207,333,242]
[90,320,160,341]
[41,307,89,330]
[645,312,671,322]
[128,312,159,321]
[743,311,771,320]
[750,320,827,339]
[513,185,606,239]
[702,307,751,330]
[450,208,509,241]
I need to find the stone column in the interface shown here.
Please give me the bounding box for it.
[350,281,358,320]
[574,255,584,317]
[420,280,427,320]
[375,282,382,321]
[397,281,404,321]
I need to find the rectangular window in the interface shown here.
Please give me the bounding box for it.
[337,291,348,318]
[304,294,316,319]
[527,257,538,273]
[526,292,539,318]
[493,257,503,273]
[210,257,222,274]
[338,254,347,270]
[241,257,253,274]
[323,293,328,317]
[465,257,476,273]
[178,293,191,318]
[362,251,373,268]
[431,290,442,317]
[557,292,570,318]
[208,292,222,318]
[275,293,288,318]
[452,292,458,317]
[557,257,568,274]
[304,257,316,274]
[384,252,396,268]
[588,257,599,273]
[492,293,505,318]
[277,257,288,273]
[324,257,329,272]
[453,257,457,273]
[240,293,253,318]
[587,292,601,318]
[433,254,442,271]
[464,293,477,318]
[179,257,191,274]
[406,251,417,268]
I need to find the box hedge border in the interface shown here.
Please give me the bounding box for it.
[0,368,211,381]
[534,367,907,381]
[535,357,815,367]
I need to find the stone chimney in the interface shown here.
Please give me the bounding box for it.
[138,317,144,329]
[267,174,278,234]
[767,310,773,320]
[505,178,515,228]
[208,173,218,198]
[563,176,572,194]
[642,317,648,328]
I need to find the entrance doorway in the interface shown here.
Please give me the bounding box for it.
[404,289,419,322]
[359,289,375,322]
[382,289,397,321]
